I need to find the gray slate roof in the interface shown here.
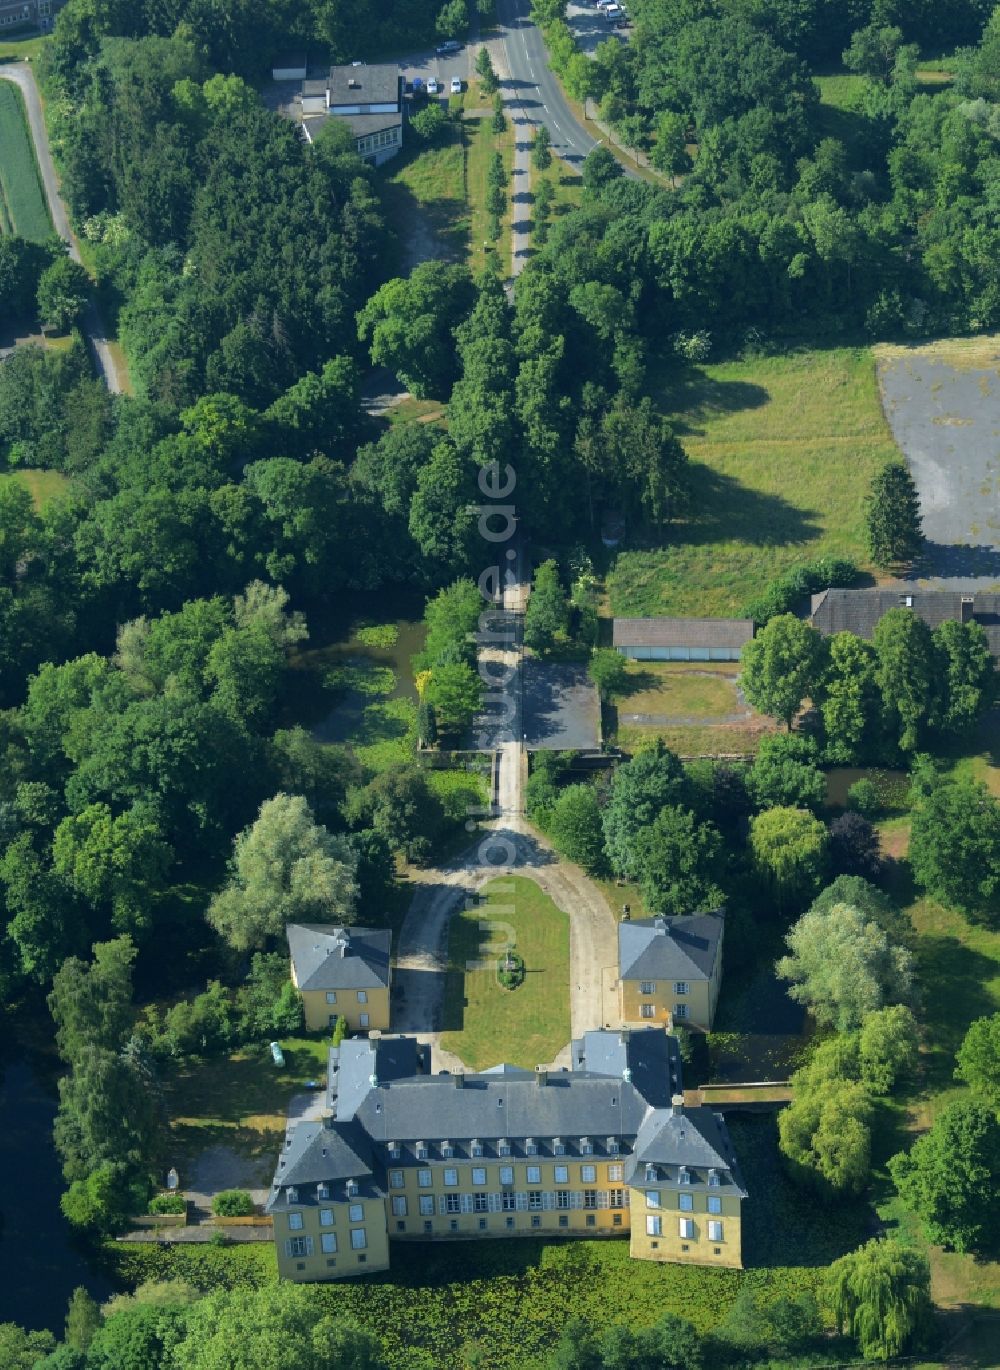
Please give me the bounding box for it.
[327,63,400,108]
[619,914,724,983]
[613,617,753,649]
[286,923,391,992]
[266,1029,746,1207]
[811,589,1000,656]
[629,1107,746,1196]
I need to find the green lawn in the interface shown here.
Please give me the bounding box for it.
[466,111,514,275]
[615,660,742,718]
[616,719,769,758]
[0,78,51,241]
[164,1038,330,1169]
[608,348,897,618]
[0,32,46,63]
[440,876,570,1070]
[0,467,69,507]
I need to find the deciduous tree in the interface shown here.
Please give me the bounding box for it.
[749,806,828,910]
[823,1239,931,1361]
[741,614,826,729]
[909,777,1000,916]
[889,1100,1000,1253]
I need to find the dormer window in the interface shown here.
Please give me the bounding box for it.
[552,1138,565,1156]
[389,1143,400,1159]
[679,1167,691,1185]
[580,1137,593,1156]
[416,1142,428,1160]
[607,1136,619,1155]
[287,1186,299,1203]
[645,1164,657,1183]
[498,1138,511,1156]
[471,1139,484,1157]
[346,1179,359,1198]
[525,1138,538,1156]
[317,1183,330,1200]
[709,1170,721,1187]
[442,1141,455,1159]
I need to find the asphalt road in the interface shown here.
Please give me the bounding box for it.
[496,0,597,165]
[0,64,126,394]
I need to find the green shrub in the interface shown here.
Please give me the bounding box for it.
[212,1190,255,1217]
[745,558,860,626]
[497,949,525,990]
[149,1193,187,1215]
[846,778,879,816]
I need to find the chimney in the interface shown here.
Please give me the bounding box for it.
[961,595,974,623]
[536,1068,548,1087]
[369,1029,382,1042]
[671,1092,685,1115]
[653,916,667,932]
[454,1072,464,1088]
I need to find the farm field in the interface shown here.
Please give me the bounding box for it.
[608,347,897,618]
[0,78,50,241]
[440,876,570,1070]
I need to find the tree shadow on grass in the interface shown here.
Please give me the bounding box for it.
[625,463,823,552]
[659,365,770,438]
[913,933,999,1092]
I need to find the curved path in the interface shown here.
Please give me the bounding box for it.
[394,822,620,1074]
[0,64,127,394]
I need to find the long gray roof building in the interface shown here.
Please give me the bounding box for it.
[811,588,1000,656]
[266,1028,747,1217]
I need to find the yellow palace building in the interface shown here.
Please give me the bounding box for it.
[266,1027,747,1280]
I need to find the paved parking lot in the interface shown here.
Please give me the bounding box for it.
[567,0,631,56]
[523,660,601,751]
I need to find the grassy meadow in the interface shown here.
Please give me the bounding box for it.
[0,467,69,507]
[608,347,898,618]
[0,78,51,241]
[441,876,570,1070]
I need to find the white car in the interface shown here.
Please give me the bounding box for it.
[427,76,440,94]
[450,76,463,94]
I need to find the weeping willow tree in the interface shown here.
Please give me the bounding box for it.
[823,1239,932,1361]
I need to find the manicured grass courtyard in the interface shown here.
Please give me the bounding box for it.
[615,660,742,719]
[0,78,51,241]
[608,348,898,618]
[441,876,570,1070]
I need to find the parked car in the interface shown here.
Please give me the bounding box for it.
[450,76,463,94]
[604,5,623,19]
[436,39,463,55]
[427,76,440,94]
[411,76,424,95]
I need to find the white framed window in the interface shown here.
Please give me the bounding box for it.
[360,1013,370,1029]
[679,1192,693,1212]
[526,1166,541,1184]
[357,990,368,1003]
[418,1169,432,1187]
[391,1196,407,1217]
[500,1166,513,1185]
[679,1217,694,1239]
[442,1143,455,1159]
[285,1235,313,1257]
[646,1215,661,1237]
[443,1168,458,1187]
[678,1168,691,1185]
[443,1193,461,1214]
[580,1139,594,1155]
[350,1228,367,1250]
[708,1196,722,1215]
[472,1167,487,1186]
[389,1170,404,1189]
[349,1204,364,1222]
[471,1142,484,1158]
[525,1140,538,1155]
[608,1164,623,1181]
[553,1140,566,1155]
[416,1145,428,1161]
[419,1196,434,1216]
[581,1165,596,1183]
[640,1004,655,1019]
[708,1220,724,1242]
[640,981,655,995]
[708,1171,721,1187]
[319,1208,334,1226]
[287,1212,303,1231]
[554,1165,569,1184]
[498,1141,511,1157]
[674,1004,689,1020]
[673,981,688,995]
[325,991,337,1004]
[645,1190,660,1208]
[321,1232,337,1254]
